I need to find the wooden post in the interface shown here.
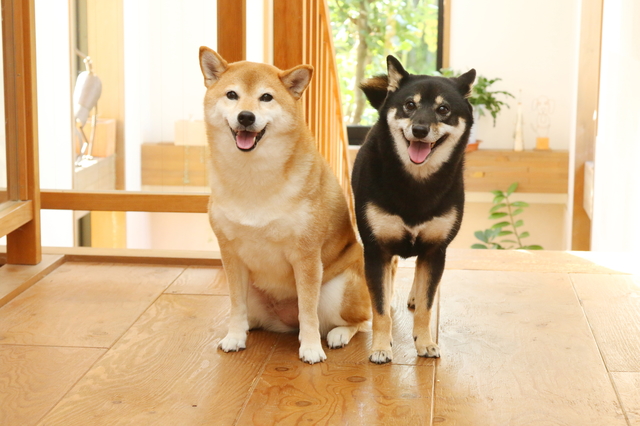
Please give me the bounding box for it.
[217,0,246,63]
[2,0,41,264]
[273,0,304,70]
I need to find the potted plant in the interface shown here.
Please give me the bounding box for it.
[436,69,514,151]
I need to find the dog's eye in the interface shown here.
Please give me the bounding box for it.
[405,101,417,111]
[436,105,450,115]
[226,91,238,100]
[260,93,273,102]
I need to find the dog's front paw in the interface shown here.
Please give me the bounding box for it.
[219,333,247,353]
[416,341,440,358]
[407,295,416,310]
[299,344,327,364]
[326,326,354,349]
[369,349,393,364]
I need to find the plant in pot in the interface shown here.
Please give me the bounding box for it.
[436,69,515,152]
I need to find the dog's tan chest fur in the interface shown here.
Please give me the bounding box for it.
[365,203,458,243]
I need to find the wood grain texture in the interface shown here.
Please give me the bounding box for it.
[0,254,64,308]
[0,346,104,426]
[611,372,640,425]
[39,295,279,426]
[238,361,435,426]
[2,0,41,265]
[164,266,228,295]
[464,149,569,194]
[41,190,209,213]
[444,249,631,274]
[0,262,184,347]
[433,270,627,425]
[141,143,208,187]
[217,0,246,63]
[572,274,640,371]
[0,201,33,239]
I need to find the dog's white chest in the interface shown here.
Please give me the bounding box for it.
[365,203,457,244]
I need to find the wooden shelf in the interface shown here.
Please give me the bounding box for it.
[141,143,208,187]
[464,149,568,194]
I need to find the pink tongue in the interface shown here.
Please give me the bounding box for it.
[236,131,258,150]
[408,141,432,164]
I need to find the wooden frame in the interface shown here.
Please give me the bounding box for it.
[1,0,41,265]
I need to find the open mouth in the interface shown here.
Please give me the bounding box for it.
[405,134,447,164]
[230,126,267,152]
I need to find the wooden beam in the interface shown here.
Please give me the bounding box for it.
[0,201,33,238]
[2,0,41,265]
[217,0,246,63]
[572,0,603,250]
[273,0,304,70]
[41,191,209,213]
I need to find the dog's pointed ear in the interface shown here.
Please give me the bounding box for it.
[280,65,314,99]
[200,46,228,88]
[387,55,408,92]
[453,69,476,98]
[359,74,389,110]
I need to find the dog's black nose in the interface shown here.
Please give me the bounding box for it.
[412,125,429,139]
[237,110,255,127]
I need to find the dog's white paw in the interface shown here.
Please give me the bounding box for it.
[219,333,247,353]
[416,342,440,358]
[326,326,353,349]
[299,344,327,364]
[369,349,393,364]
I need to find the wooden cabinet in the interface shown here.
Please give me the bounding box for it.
[464,150,568,193]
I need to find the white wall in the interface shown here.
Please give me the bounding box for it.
[590,0,640,252]
[123,0,217,249]
[35,0,74,247]
[449,0,581,151]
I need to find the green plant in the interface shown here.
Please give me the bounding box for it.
[472,182,543,250]
[436,69,515,126]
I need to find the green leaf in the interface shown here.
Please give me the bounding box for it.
[490,203,506,213]
[511,201,529,207]
[519,231,530,239]
[521,245,543,250]
[498,230,513,236]
[491,221,510,229]
[506,182,518,196]
[514,219,524,228]
[474,230,488,243]
[493,195,506,204]
[512,208,524,216]
[471,244,488,249]
[500,239,518,244]
[490,190,504,197]
[488,212,508,220]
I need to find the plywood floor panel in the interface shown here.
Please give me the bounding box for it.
[433,270,627,425]
[0,254,65,308]
[238,361,435,426]
[572,274,640,372]
[443,249,634,274]
[164,266,228,295]
[0,262,184,348]
[38,295,279,426]
[0,346,105,426]
[612,372,640,425]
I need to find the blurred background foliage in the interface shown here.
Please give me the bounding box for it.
[329,0,439,125]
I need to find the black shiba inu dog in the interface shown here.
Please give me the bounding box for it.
[351,55,475,364]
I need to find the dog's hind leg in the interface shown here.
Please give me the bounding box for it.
[365,248,396,364]
[412,248,445,358]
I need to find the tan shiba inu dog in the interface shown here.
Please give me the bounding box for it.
[198,47,371,364]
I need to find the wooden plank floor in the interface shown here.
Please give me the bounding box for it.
[0,249,639,425]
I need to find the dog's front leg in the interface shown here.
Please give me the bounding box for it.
[219,251,251,353]
[291,252,326,364]
[412,249,445,358]
[365,247,395,364]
